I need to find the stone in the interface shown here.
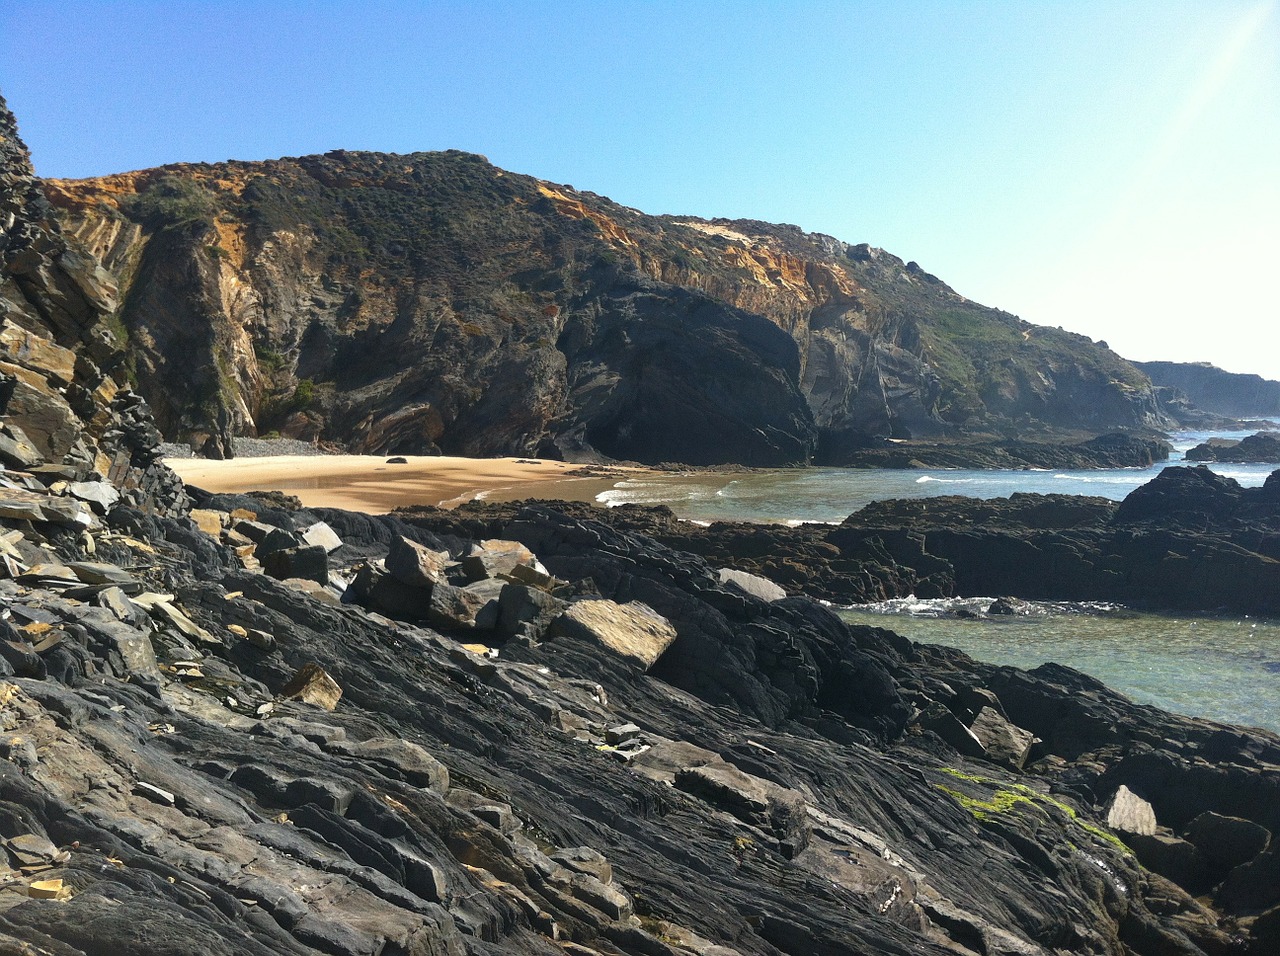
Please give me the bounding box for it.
[1107,785,1158,836]
[280,662,343,710]
[385,535,448,588]
[330,737,449,793]
[503,562,563,591]
[718,567,787,602]
[66,480,120,514]
[67,561,142,594]
[461,539,538,581]
[605,723,641,745]
[916,702,987,759]
[0,320,78,385]
[299,520,343,553]
[261,545,328,585]
[189,508,225,535]
[551,847,613,885]
[968,706,1037,769]
[428,582,493,631]
[547,599,678,670]
[0,425,42,469]
[257,527,302,556]
[496,583,566,640]
[1184,811,1271,873]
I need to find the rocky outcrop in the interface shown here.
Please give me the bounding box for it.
[1186,432,1280,463]
[837,432,1171,470]
[47,151,1173,462]
[1139,361,1280,419]
[1,94,184,515]
[419,464,1280,616]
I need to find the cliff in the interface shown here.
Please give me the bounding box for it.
[46,151,1172,463]
[1138,361,1280,420]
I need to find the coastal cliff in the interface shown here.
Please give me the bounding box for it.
[1137,361,1280,420]
[47,151,1172,463]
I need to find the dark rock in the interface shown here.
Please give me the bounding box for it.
[261,545,328,585]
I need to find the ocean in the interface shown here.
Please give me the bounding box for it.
[598,427,1280,733]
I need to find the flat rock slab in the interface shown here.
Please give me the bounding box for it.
[548,599,677,670]
[1107,784,1158,836]
[718,567,787,602]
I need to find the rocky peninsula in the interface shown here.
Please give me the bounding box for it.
[4,92,1280,956]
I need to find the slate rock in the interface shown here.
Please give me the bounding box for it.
[547,599,678,670]
[299,520,343,553]
[281,662,343,710]
[1184,811,1270,874]
[261,545,328,585]
[969,706,1037,769]
[717,567,787,602]
[386,534,449,588]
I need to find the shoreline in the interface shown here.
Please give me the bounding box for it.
[165,454,650,514]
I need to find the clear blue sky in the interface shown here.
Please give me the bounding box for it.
[4,0,1277,378]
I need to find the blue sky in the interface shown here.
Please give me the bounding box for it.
[4,0,1277,378]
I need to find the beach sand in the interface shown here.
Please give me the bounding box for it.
[166,455,647,514]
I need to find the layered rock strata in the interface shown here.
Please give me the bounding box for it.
[48,150,1173,462]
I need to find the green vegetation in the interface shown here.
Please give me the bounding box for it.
[936,768,1131,854]
[122,175,217,227]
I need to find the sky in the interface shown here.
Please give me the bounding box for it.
[3,0,1278,379]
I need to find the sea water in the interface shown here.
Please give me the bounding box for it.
[597,427,1280,732]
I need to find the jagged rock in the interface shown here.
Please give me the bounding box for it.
[461,539,538,581]
[917,701,987,759]
[427,581,493,631]
[0,424,42,468]
[189,508,225,535]
[496,582,566,640]
[547,599,677,670]
[385,534,449,588]
[1184,811,1271,874]
[66,480,119,514]
[280,662,343,710]
[1107,785,1158,836]
[261,544,329,585]
[968,706,1037,769]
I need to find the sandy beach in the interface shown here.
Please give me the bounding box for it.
[166,454,647,514]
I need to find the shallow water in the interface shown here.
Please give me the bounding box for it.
[600,425,1280,734]
[598,426,1279,524]
[839,599,1280,734]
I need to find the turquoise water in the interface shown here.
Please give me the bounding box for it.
[840,599,1280,734]
[597,427,1280,733]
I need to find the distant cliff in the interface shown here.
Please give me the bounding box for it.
[47,151,1172,462]
[1138,361,1280,419]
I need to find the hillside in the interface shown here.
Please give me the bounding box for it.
[46,151,1171,463]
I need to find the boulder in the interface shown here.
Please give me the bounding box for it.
[718,567,786,602]
[1106,785,1158,836]
[428,581,495,631]
[281,662,343,710]
[462,539,538,580]
[496,583,566,640]
[968,706,1037,769]
[299,520,343,553]
[1184,811,1271,874]
[385,534,449,588]
[261,545,329,585]
[547,599,678,669]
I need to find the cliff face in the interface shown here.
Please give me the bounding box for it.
[0,94,182,512]
[1137,361,1280,419]
[47,151,1171,463]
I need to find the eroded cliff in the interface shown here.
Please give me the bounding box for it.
[47,151,1171,462]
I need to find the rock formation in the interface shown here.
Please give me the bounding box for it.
[47,151,1174,463]
[5,92,1280,954]
[1186,432,1280,464]
[1139,361,1280,420]
[434,464,1280,616]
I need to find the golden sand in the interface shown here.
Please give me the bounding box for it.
[166,454,643,514]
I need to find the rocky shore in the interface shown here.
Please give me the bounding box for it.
[438,464,1280,616]
[5,91,1280,955]
[1186,432,1280,464]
